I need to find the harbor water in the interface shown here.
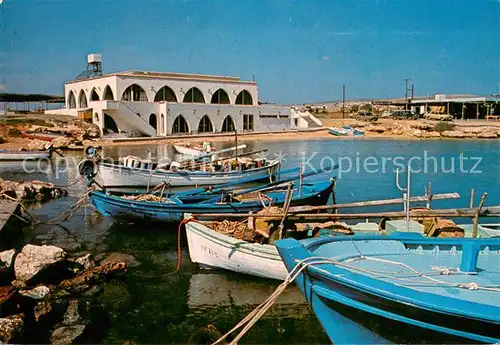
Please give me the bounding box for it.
[1,138,499,344]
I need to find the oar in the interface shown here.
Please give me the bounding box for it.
[228,166,337,198]
[172,165,300,198]
[174,164,338,198]
[287,192,462,213]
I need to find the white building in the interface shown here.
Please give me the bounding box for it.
[46,54,321,136]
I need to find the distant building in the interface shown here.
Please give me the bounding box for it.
[46,54,321,136]
[373,94,500,119]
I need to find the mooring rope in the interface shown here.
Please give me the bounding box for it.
[130,217,197,279]
[212,257,335,345]
[212,252,500,345]
[51,176,85,188]
[1,187,94,226]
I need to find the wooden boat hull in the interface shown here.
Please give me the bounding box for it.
[0,151,50,161]
[186,221,287,280]
[276,236,500,344]
[97,159,280,188]
[22,132,64,142]
[89,180,334,223]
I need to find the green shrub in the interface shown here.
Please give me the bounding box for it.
[433,122,455,133]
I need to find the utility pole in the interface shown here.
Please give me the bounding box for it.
[342,85,346,122]
[404,78,412,111]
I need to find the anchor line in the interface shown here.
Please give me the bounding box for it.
[212,254,500,345]
[130,217,198,279]
[1,187,94,226]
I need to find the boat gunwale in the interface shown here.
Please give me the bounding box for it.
[99,158,281,178]
[293,236,500,323]
[310,283,499,344]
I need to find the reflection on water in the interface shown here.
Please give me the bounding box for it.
[188,272,306,308]
[2,139,498,343]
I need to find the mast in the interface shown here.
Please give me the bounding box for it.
[235,129,238,167]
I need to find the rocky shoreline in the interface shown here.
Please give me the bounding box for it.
[0,179,67,202]
[0,245,128,344]
[0,115,102,151]
[354,121,500,139]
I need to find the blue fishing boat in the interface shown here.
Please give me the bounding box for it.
[342,125,365,136]
[276,235,500,344]
[90,180,335,222]
[327,127,349,136]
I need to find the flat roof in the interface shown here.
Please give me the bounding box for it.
[66,70,256,85]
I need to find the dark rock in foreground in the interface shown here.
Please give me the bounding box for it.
[0,244,127,344]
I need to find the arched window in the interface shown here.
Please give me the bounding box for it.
[90,88,100,101]
[103,114,119,133]
[149,113,157,131]
[221,116,236,132]
[78,90,88,108]
[172,115,190,134]
[122,84,148,102]
[197,115,214,133]
[183,87,205,103]
[67,91,76,109]
[103,85,114,100]
[154,86,177,102]
[235,90,253,105]
[210,89,230,104]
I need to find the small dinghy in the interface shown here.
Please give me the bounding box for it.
[0,147,54,161]
[327,127,349,136]
[342,125,365,136]
[21,131,65,142]
[173,144,207,157]
[276,235,500,344]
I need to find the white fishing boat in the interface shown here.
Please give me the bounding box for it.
[174,143,247,160]
[185,220,287,280]
[327,127,349,136]
[0,149,51,161]
[96,156,280,189]
[342,125,365,136]
[173,144,206,157]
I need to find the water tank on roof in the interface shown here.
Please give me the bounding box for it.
[87,54,102,63]
[76,53,103,79]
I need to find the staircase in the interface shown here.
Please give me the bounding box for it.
[295,110,323,128]
[114,102,157,137]
[303,115,322,128]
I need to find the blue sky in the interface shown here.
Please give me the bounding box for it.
[1,0,499,104]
